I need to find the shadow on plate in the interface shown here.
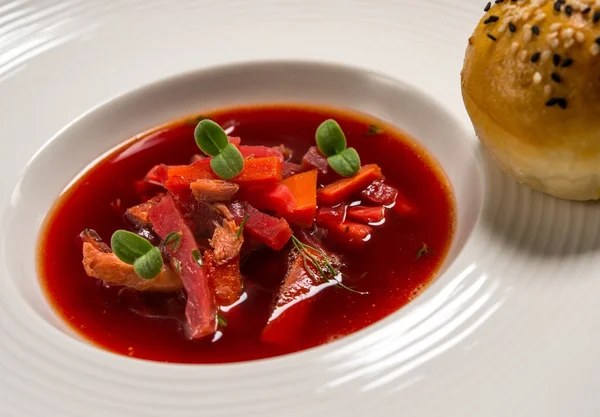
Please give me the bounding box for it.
[477,143,600,257]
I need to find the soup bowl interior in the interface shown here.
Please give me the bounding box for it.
[1,61,483,355]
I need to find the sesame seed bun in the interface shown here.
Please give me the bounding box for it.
[461,0,600,201]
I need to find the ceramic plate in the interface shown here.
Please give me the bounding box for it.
[1,1,599,416]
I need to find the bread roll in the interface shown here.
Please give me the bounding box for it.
[461,0,600,201]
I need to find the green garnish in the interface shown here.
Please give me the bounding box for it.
[217,313,228,327]
[192,249,203,266]
[236,215,250,239]
[194,119,244,179]
[315,119,361,177]
[111,230,163,280]
[172,258,182,275]
[366,124,383,136]
[416,243,434,259]
[163,231,182,253]
[291,235,368,295]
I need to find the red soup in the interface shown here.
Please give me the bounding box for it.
[38,104,455,364]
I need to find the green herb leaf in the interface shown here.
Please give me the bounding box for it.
[416,243,434,259]
[366,124,383,136]
[172,258,182,275]
[217,313,228,327]
[210,143,244,179]
[133,246,164,280]
[194,119,229,156]
[111,230,154,265]
[327,148,361,177]
[236,215,249,239]
[315,119,347,157]
[192,249,203,266]
[163,231,182,253]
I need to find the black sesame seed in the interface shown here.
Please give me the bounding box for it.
[551,73,562,83]
[495,0,504,3]
[594,11,600,23]
[554,1,561,12]
[582,7,591,14]
[553,54,561,66]
[545,97,567,109]
[532,25,540,35]
[565,5,572,16]
[531,52,541,62]
[484,15,500,24]
[557,0,566,4]
[596,37,600,45]
[560,58,573,67]
[484,2,491,12]
[487,34,497,41]
[509,22,516,32]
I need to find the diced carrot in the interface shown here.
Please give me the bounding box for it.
[360,180,398,206]
[317,164,383,206]
[204,250,242,307]
[232,157,282,186]
[315,205,347,227]
[346,206,385,224]
[238,145,284,162]
[167,159,213,184]
[280,169,318,228]
[228,201,293,250]
[324,221,373,250]
[238,184,297,215]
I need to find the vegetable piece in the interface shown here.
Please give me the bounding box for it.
[110,230,163,279]
[317,164,383,206]
[237,184,298,216]
[195,119,245,179]
[167,160,213,184]
[228,201,293,250]
[280,169,318,228]
[315,119,361,177]
[324,221,373,250]
[144,164,169,186]
[394,192,418,216]
[190,179,239,202]
[346,206,385,224]
[360,180,398,206]
[238,145,284,162]
[416,243,434,259]
[315,205,346,227]
[282,162,304,179]
[204,250,242,306]
[301,146,334,180]
[149,195,217,339]
[231,156,282,186]
[228,136,241,147]
[327,148,361,177]
[261,233,340,346]
[81,229,182,292]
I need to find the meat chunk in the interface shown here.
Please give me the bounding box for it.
[210,218,243,265]
[272,144,294,161]
[204,250,243,306]
[190,179,239,202]
[80,229,182,292]
[125,195,163,227]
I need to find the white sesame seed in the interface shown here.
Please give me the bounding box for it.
[551,38,560,49]
[534,13,546,23]
[575,31,585,43]
[498,24,507,33]
[522,11,531,21]
[511,42,520,54]
[520,50,528,61]
[548,32,559,40]
[564,39,575,49]
[541,50,552,62]
[550,23,562,31]
[591,43,600,56]
[533,72,542,84]
[561,28,574,39]
[544,85,553,97]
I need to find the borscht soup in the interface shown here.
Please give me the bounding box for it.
[38,104,455,364]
